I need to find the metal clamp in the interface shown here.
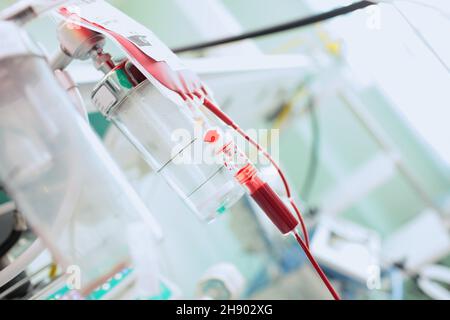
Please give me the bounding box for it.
[91,60,146,118]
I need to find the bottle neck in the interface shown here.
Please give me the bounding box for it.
[235,164,264,194]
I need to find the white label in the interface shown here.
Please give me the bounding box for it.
[60,0,185,71]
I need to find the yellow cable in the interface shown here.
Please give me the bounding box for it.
[315,25,342,57]
[271,37,304,54]
[273,87,307,130]
[49,262,58,279]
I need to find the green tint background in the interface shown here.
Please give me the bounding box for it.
[0,0,449,299]
[0,0,448,247]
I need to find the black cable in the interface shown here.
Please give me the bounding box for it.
[0,230,22,258]
[173,1,375,53]
[301,97,320,203]
[0,271,31,300]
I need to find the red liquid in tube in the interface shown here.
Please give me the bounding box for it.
[236,164,298,235]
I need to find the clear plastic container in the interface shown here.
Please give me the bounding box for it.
[0,53,154,294]
[103,78,244,221]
